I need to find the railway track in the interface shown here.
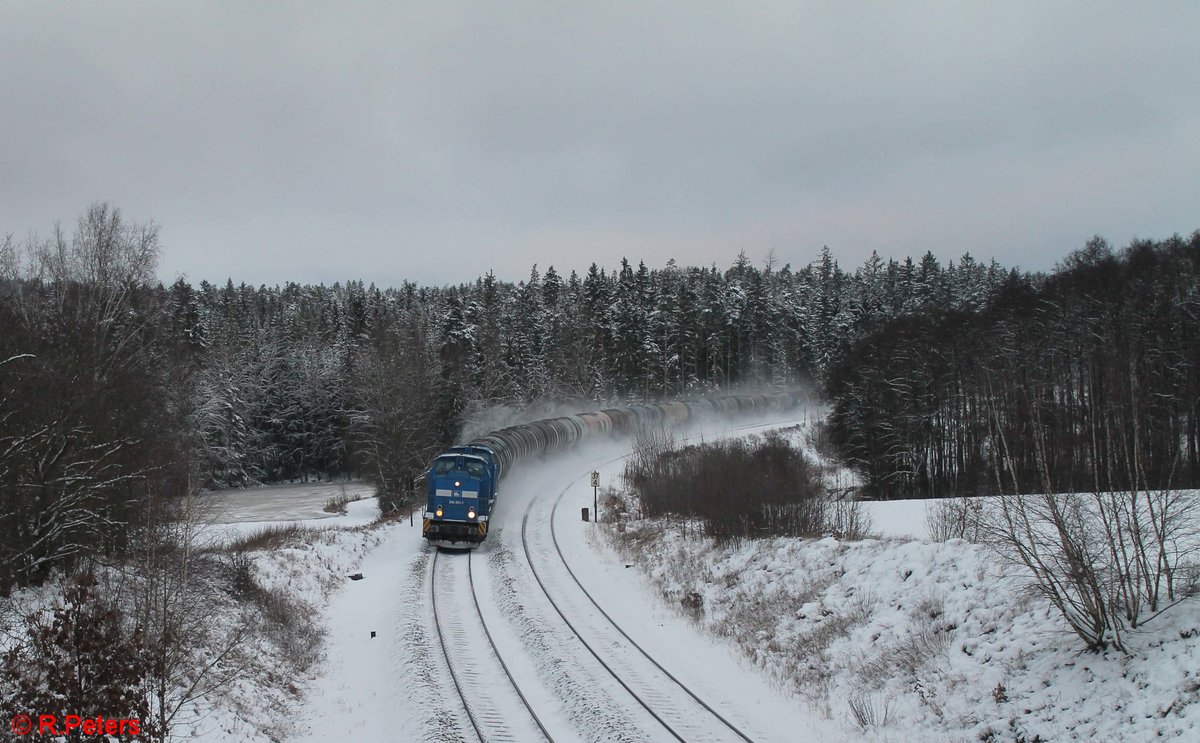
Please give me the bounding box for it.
[517,417,803,743]
[430,548,553,743]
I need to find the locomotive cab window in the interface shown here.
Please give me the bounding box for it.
[432,458,458,475]
[464,461,485,477]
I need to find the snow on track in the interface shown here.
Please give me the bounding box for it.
[488,415,842,743]
[478,538,652,742]
[430,548,551,743]
[522,490,755,743]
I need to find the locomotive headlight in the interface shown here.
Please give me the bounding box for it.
[454,481,460,487]
[467,509,476,519]
[435,506,443,517]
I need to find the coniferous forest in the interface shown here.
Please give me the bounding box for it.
[2,203,1198,592]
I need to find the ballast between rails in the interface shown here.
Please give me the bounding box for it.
[430,550,554,743]
[423,391,800,548]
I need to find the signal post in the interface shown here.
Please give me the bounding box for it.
[591,470,599,523]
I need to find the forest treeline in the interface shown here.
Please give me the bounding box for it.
[827,234,1200,499]
[2,201,1197,592]
[133,237,1016,495]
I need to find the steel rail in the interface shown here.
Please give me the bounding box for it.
[430,548,486,743]
[521,416,805,743]
[467,551,555,742]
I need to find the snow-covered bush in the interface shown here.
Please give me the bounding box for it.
[1,571,159,741]
[623,430,861,543]
[981,489,1199,652]
[926,496,984,542]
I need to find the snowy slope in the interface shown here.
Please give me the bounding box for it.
[607,519,1200,741]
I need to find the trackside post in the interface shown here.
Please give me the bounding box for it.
[591,470,600,524]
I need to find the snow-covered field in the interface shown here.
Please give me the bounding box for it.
[129,415,1198,742]
[201,480,379,544]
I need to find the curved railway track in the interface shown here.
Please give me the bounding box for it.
[517,417,803,743]
[430,548,554,743]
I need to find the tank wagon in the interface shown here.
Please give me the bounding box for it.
[422,391,798,548]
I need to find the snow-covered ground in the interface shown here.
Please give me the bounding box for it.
[0,482,391,743]
[162,414,1198,742]
[283,413,839,742]
[864,499,929,540]
[608,522,1200,741]
[179,520,389,741]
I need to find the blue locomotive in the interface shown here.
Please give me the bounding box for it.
[422,392,800,548]
[422,446,502,548]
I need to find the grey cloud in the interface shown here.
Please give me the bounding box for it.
[1,1,1197,287]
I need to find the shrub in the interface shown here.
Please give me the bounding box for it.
[828,497,873,540]
[251,583,322,672]
[0,571,159,741]
[847,692,893,732]
[981,489,1199,652]
[226,523,313,552]
[623,430,851,543]
[323,485,365,515]
[926,497,984,542]
[221,552,322,673]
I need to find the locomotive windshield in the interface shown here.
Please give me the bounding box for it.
[431,457,486,478]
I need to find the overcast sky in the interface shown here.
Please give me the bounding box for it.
[2,2,1197,287]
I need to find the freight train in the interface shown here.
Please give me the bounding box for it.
[421,392,798,548]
